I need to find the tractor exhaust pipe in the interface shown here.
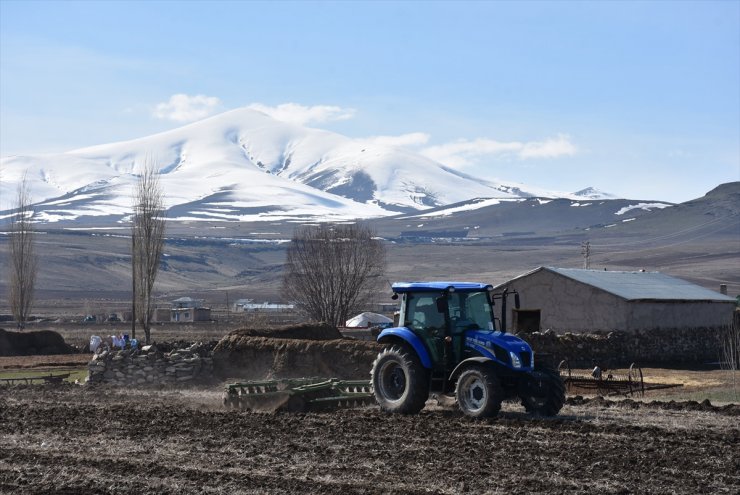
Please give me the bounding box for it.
[501,289,507,333]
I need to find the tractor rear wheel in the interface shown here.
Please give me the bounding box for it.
[519,366,566,416]
[455,365,503,418]
[371,345,429,414]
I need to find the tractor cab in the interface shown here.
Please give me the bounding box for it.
[382,282,534,382]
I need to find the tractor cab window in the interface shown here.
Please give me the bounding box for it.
[448,291,494,332]
[405,294,446,334]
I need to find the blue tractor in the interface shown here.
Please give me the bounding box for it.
[371,282,565,418]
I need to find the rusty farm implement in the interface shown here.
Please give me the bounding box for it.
[558,361,683,397]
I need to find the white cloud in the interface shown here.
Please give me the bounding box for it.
[421,134,577,168]
[519,134,577,159]
[363,132,431,148]
[421,138,522,168]
[247,102,356,126]
[153,94,222,122]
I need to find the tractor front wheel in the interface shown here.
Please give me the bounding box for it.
[455,365,503,418]
[371,345,429,414]
[519,366,566,416]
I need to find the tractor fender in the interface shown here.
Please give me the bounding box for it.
[449,357,496,382]
[377,327,433,369]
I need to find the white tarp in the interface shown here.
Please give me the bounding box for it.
[345,312,393,328]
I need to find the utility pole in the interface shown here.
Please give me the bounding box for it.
[225,290,230,323]
[581,241,591,269]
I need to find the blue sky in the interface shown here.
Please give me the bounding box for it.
[1,0,738,202]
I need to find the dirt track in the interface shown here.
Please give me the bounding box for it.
[0,385,738,494]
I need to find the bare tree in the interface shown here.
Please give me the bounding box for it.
[9,175,38,330]
[720,311,740,402]
[131,163,166,344]
[282,223,385,327]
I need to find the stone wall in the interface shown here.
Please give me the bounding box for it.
[88,342,215,385]
[519,326,725,368]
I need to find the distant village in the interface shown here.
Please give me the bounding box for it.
[87,266,736,337]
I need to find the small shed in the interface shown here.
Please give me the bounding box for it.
[232,299,253,312]
[239,302,294,312]
[171,307,211,323]
[494,267,736,333]
[153,308,171,323]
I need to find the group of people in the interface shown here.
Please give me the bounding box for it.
[89,334,138,353]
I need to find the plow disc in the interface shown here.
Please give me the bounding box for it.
[224,378,375,413]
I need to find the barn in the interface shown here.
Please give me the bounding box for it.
[494,267,736,333]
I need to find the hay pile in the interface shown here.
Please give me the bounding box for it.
[0,328,75,356]
[226,322,343,341]
[212,323,380,380]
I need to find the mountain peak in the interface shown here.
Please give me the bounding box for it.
[572,187,616,200]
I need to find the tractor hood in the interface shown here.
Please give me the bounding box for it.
[464,330,534,371]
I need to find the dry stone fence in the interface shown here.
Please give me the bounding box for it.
[86,320,734,386]
[88,341,216,385]
[520,326,725,368]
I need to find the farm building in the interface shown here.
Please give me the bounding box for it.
[236,301,294,312]
[232,299,253,312]
[169,297,211,322]
[171,307,211,322]
[493,267,736,333]
[153,308,171,323]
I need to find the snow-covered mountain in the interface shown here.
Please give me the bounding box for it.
[572,187,617,200]
[0,107,614,224]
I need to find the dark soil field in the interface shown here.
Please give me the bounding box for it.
[1,384,738,494]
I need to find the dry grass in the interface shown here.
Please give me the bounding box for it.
[565,366,739,404]
[0,354,92,369]
[0,367,88,383]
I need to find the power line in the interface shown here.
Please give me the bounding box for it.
[589,213,738,249]
[591,221,738,259]
[581,241,591,269]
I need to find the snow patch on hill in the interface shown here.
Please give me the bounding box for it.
[615,203,673,215]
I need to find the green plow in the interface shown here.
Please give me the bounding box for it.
[224,378,375,413]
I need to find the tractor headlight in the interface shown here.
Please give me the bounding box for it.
[509,351,522,369]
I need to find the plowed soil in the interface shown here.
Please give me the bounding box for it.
[1,385,738,494]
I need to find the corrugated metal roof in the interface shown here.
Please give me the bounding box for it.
[542,267,736,302]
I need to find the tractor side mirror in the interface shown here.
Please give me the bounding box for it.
[435,296,448,314]
[514,293,521,309]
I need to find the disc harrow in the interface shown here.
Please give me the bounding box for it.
[224,378,374,413]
